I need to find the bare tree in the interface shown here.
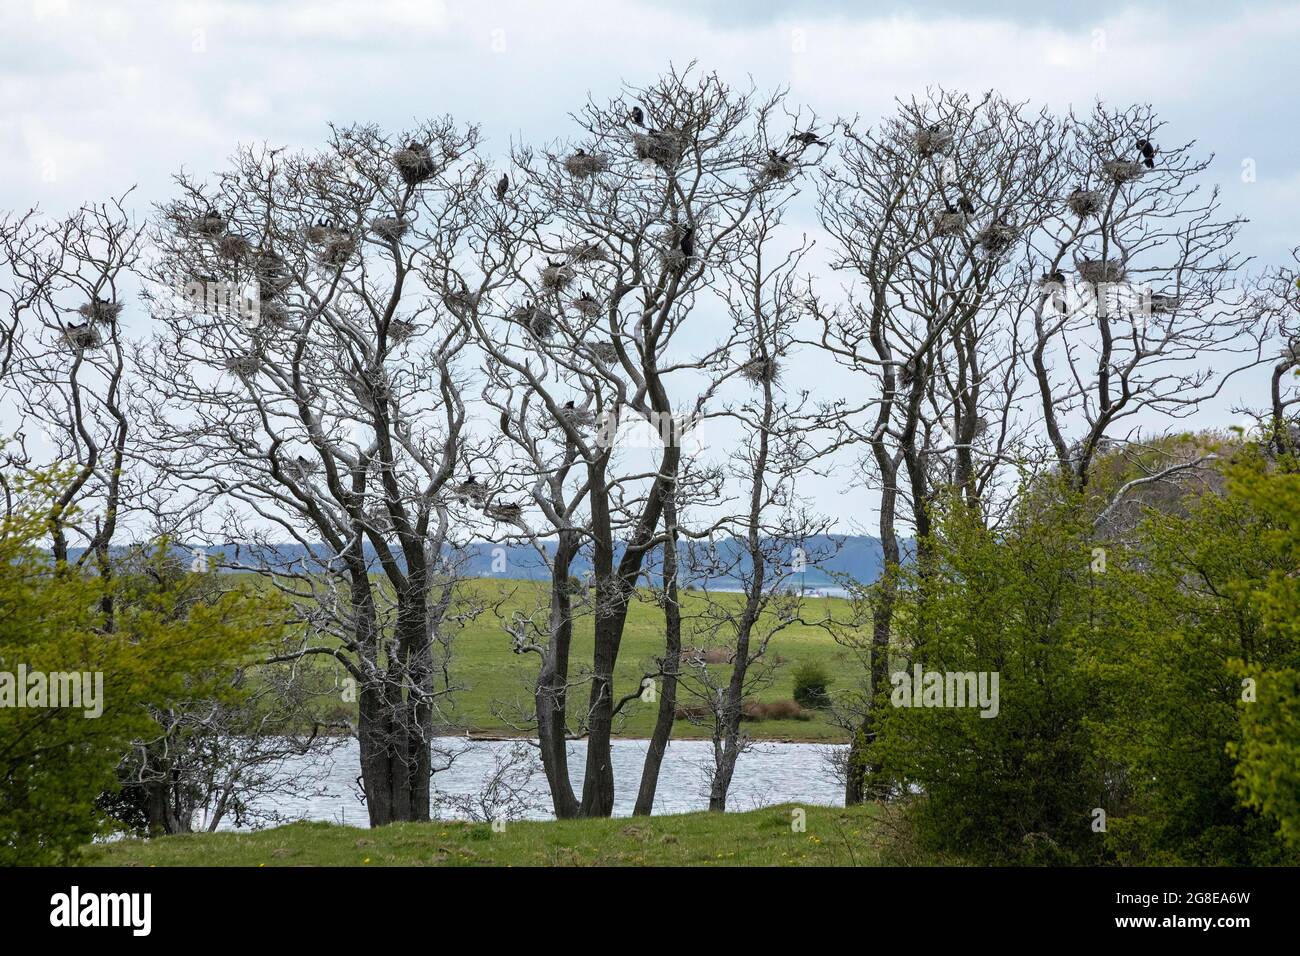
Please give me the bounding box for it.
[671,202,835,812]
[814,91,1064,803]
[140,120,490,825]
[1250,246,1300,456]
[438,66,824,816]
[1024,102,1267,495]
[0,194,144,578]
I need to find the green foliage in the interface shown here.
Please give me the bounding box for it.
[877,447,1300,866]
[792,661,832,709]
[0,477,282,863]
[1089,465,1295,865]
[1224,455,1300,849]
[874,488,1107,864]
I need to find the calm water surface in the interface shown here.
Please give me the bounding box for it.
[229,737,845,828]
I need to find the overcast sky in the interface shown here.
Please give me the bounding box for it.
[1,0,1296,533]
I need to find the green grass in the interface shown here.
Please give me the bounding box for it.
[308,578,858,742]
[84,803,926,867]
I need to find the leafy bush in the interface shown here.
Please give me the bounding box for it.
[0,476,283,862]
[792,662,832,709]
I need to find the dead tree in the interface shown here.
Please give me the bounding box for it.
[1248,246,1300,456]
[1024,102,1268,496]
[440,66,821,816]
[0,194,143,579]
[139,121,490,826]
[814,91,1066,804]
[671,204,836,812]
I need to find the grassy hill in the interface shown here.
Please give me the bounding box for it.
[84,803,942,866]
[306,579,859,742]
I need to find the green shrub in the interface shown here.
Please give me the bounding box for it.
[792,662,832,709]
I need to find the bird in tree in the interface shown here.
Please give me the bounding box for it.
[787,130,823,147]
[629,105,645,127]
[956,195,976,215]
[1136,138,1157,169]
[496,174,509,201]
[679,225,696,262]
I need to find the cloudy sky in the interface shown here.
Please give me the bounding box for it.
[1,0,1295,531]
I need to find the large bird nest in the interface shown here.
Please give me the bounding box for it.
[78,297,123,324]
[1067,189,1104,218]
[976,222,1017,255]
[187,213,226,237]
[362,508,394,534]
[315,234,356,269]
[216,234,250,261]
[658,223,692,273]
[587,341,619,365]
[1145,292,1180,315]
[559,404,596,429]
[759,154,794,183]
[934,211,967,237]
[304,222,341,246]
[388,319,417,344]
[1103,160,1147,184]
[563,152,609,178]
[62,324,101,352]
[257,300,292,329]
[570,292,602,317]
[541,263,576,292]
[914,126,953,157]
[740,356,781,385]
[484,501,523,523]
[454,478,488,504]
[223,354,259,377]
[370,216,409,242]
[633,128,683,169]
[1077,258,1127,284]
[564,241,608,264]
[392,144,436,186]
[252,250,293,297]
[511,303,555,340]
[442,287,479,316]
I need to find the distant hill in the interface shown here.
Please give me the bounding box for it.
[82,534,903,588]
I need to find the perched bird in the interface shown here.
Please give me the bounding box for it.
[294,454,314,473]
[1136,138,1156,169]
[957,196,976,215]
[573,148,587,158]
[496,174,509,201]
[1043,271,1067,314]
[564,400,575,410]
[679,225,696,261]
[630,106,645,127]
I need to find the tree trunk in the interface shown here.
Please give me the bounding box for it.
[537,536,580,818]
[846,446,901,806]
[632,499,682,816]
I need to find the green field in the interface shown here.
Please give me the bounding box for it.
[83,803,943,866]
[308,579,858,742]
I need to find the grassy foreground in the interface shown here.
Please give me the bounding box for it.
[85,804,922,867]
[308,578,857,742]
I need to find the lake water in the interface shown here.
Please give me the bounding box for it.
[231,737,846,828]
